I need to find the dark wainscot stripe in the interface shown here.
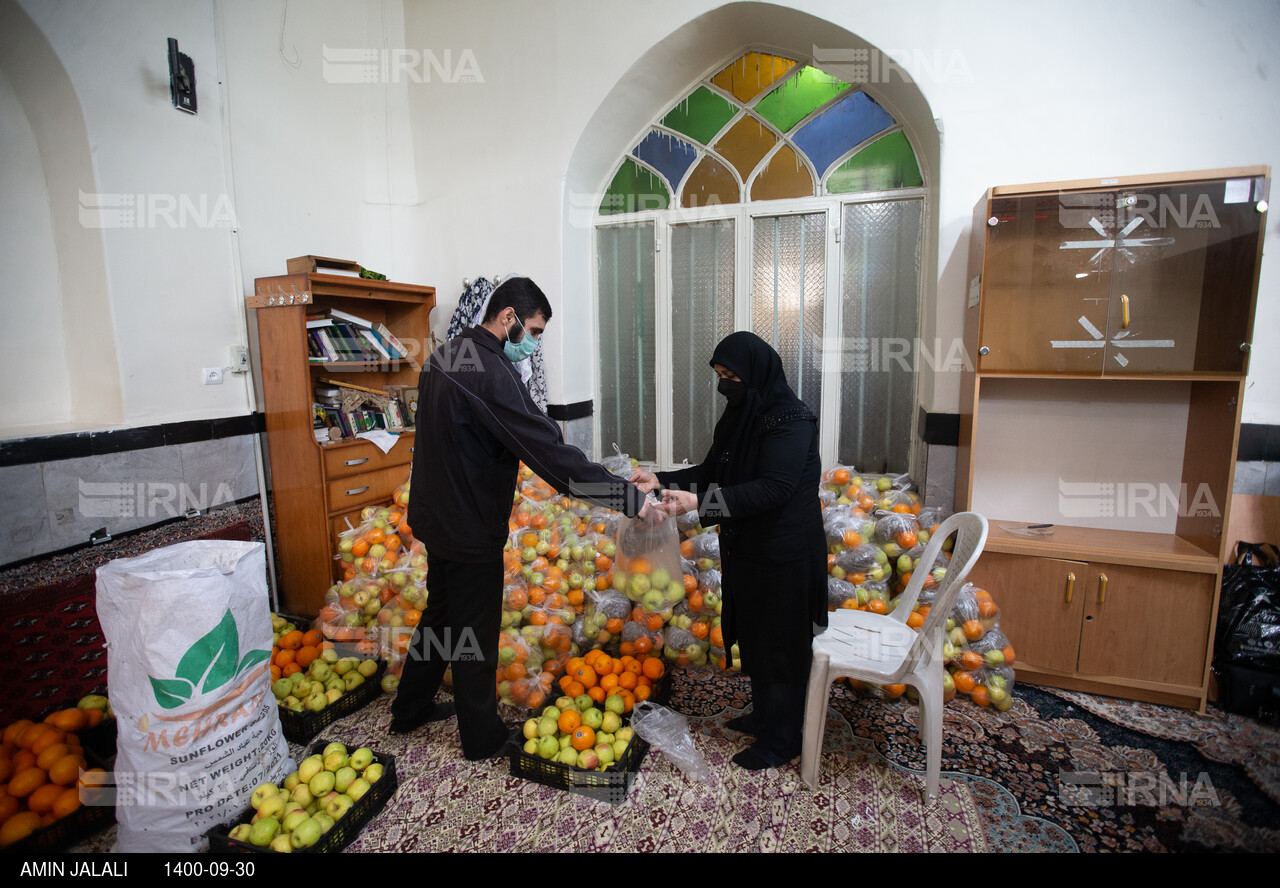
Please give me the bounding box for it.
[0,414,264,468]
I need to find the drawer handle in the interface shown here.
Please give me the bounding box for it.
[1120,294,1130,330]
[1064,572,1075,604]
[344,457,370,467]
[1098,573,1108,605]
[409,447,414,454]
[344,485,371,497]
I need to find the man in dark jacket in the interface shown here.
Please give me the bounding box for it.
[390,277,653,760]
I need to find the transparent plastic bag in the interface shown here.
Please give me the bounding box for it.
[601,442,634,478]
[630,701,713,784]
[616,510,685,612]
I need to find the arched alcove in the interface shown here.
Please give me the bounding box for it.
[0,0,122,435]
[561,3,939,468]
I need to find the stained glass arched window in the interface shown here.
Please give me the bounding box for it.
[595,51,926,472]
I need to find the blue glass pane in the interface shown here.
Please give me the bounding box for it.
[632,130,699,192]
[792,91,895,180]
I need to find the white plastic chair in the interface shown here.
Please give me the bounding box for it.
[800,511,989,804]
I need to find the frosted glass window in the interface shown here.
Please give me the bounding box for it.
[632,130,698,194]
[661,86,738,146]
[713,117,777,181]
[838,199,922,472]
[827,132,923,194]
[599,159,669,216]
[681,156,739,209]
[670,220,736,465]
[792,91,895,181]
[754,66,851,134]
[752,213,826,417]
[750,144,814,201]
[711,51,796,103]
[596,223,657,462]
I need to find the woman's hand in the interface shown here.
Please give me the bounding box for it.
[630,469,661,494]
[659,489,698,515]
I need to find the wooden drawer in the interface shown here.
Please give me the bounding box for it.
[322,433,415,480]
[326,464,409,514]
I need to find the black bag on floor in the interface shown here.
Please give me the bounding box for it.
[1212,542,1280,723]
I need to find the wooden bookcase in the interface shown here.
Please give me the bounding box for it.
[249,272,435,616]
[956,167,1269,711]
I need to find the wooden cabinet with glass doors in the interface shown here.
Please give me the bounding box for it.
[957,167,1269,710]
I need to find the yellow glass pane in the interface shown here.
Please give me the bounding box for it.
[711,51,796,104]
[713,117,777,180]
[750,144,813,201]
[681,156,740,209]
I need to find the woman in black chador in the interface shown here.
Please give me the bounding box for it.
[633,332,828,769]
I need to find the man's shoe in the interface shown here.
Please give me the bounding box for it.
[725,712,760,735]
[389,701,456,734]
[466,726,522,761]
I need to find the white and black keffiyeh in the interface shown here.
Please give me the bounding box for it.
[447,277,548,413]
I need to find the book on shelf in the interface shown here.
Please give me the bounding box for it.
[330,308,375,328]
[358,328,393,361]
[374,323,409,360]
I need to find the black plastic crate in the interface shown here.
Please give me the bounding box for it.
[275,660,386,744]
[204,740,398,854]
[509,725,649,806]
[4,748,113,854]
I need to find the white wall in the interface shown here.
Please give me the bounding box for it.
[3,0,1279,436]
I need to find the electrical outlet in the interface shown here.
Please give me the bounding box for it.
[203,367,223,385]
[230,346,250,373]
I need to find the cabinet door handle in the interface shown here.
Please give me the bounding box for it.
[344,485,371,497]
[1120,294,1130,330]
[1098,573,1108,605]
[1064,572,1075,604]
[343,457,370,467]
[409,447,414,454]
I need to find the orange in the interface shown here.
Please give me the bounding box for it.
[642,658,664,681]
[566,681,586,699]
[605,618,624,635]
[617,671,638,691]
[959,652,984,672]
[952,671,976,694]
[969,685,990,707]
[557,710,581,734]
[274,649,295,669]
[1001,645,1016,665]
[599,673,618,692]
[570,726,596,752]
[867,599,887,615]
[8,766,48,799]
[896,531,918,549]
[527,690,546,710]
[52,787,82,820]
[29,730,66,758]
[295,645,319,669]
[634,684,651,703]
[962,620,985,642]
[882,684,906,699]
[572,664,598,688]
[906,611,925,630]
[622,657,642,676]
[279,629,303,651]
[587,686,606,704]
[709,626,724,649]
[633,636,652,655]
[977,599,999,619]
[842,530,861,548]
[0,760,10,784]
[18,724,54,752]
[35,743,72,773]
[3,721,33,746]
[46,709,86,734]
[593,655,613,677]
[282,662,302,677]
[12,751,36,773]
[691,623,709,640]
[48,754,85,787]
[0,794,18,825]
[0,811,41,848]
[26,783,63,816]
[644,614,663,633]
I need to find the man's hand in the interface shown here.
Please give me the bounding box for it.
[630,469,660,494]
[659,489,698,516]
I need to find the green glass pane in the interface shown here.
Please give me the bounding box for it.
[599,159,670,215]
[826,131,923,194]
[754,66,851,133]
[661,86,738,146]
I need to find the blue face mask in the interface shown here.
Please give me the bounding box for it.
[503,313,539,362]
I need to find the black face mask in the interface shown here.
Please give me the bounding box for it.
[717,377,747,406]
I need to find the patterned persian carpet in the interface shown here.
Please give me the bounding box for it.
[72,665,1280,853]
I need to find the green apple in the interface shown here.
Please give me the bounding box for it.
[248,816,280,847]
[250,783,279,810]
[333,766,358,794]
[522,718,540,741]
[594,743,615,766]
[312,812,335,835]
[290,784,314,808]
[269,835,293,854]
[523,738,539,755]
[282,809,310,833]
[363,763,384,784]
[358,659,379,678]
[298,756,324,784]
[557,748,579,767]
[309,770,336,797]
[604,695,626,716]
[580,707,604,731]
[574,694,594,712]
[600,711,622,734]
[349,747,374,771]
[290,817,323,849]
[325,794,354,821]
[228,823,252,842]
[537,736,559,759]
[323,750,348,772]
[258,794,287,821]
[346,778,372,803]
[615,727,635,744]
